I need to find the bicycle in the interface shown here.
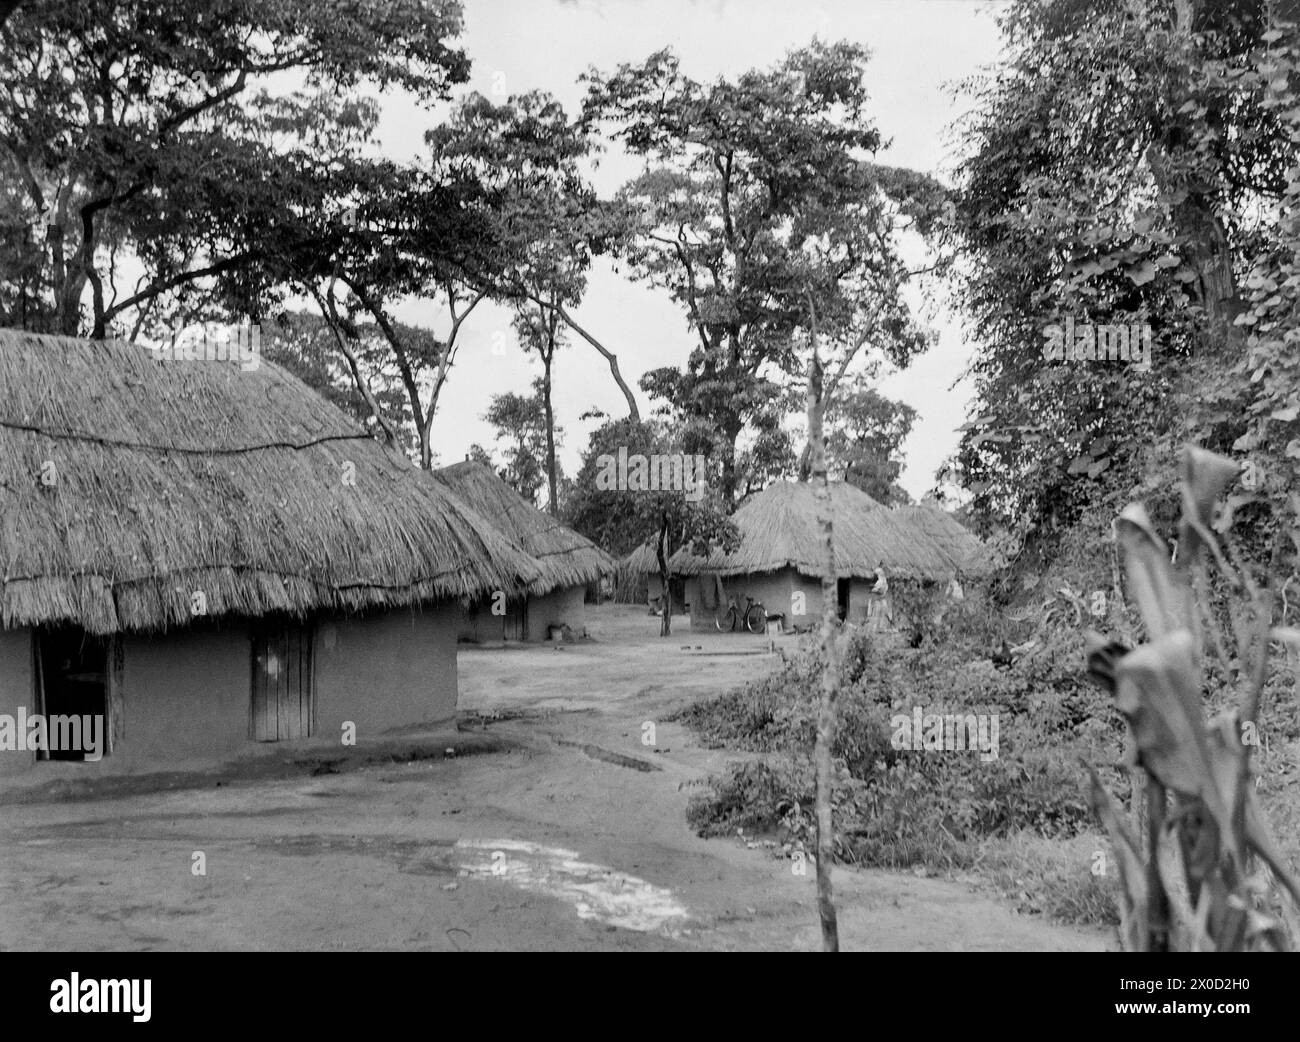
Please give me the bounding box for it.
[716,594,767,634]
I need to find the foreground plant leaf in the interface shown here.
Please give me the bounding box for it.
[1113,632,1221,812]
[1086,764,1149,952]
[1087,446,1300,950]
[1114,504,1194,640]
[1178,447,1241,566]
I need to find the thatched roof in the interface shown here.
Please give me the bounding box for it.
[621,541,662,577]
[670,479,987,581]
[0,330,542,635]
[893,504,994,577]
[433,460,614,596]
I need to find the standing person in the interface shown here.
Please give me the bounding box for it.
[869,561,890,631]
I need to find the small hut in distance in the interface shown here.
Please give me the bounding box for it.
[670,480,989,632]
[433,461,615,642]
[615,541,686,614]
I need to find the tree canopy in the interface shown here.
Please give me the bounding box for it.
[0,0,469,337]
[951,0,1300,567]
[583,40,943,509]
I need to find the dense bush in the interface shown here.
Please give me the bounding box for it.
[677,618,1108,861]
[676,571,1299,928]
[674,626,896,777]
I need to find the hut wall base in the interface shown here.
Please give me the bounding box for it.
[315,604,458,735]
[526,585,586,641]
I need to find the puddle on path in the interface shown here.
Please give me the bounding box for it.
[455,838,689,934]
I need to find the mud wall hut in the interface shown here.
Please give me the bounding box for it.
[0,331,538,775]
[432,461,615,642]
[614,541,686,612]
[670,480,988,632]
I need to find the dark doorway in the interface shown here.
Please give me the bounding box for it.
[35,627,109,761]
[251,623,314,741]
[836,578,851,622]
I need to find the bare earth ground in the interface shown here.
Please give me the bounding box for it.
[0,604,1114,951]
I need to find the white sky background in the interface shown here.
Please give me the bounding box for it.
[375,0,1009,500]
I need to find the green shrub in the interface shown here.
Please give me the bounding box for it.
[685,757,813,837]
[677,616,1120,924]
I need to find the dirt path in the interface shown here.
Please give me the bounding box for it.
[0,606,1114,951]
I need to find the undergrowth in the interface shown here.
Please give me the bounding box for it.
[673,583,1300,928]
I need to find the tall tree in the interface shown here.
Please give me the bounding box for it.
[303,91,636,472]
[513,300,566,514]
[432,92,642,423]
[564,415,736,635]
[301,154,498,469]
[583,40,940,509]
[564,416,670,556]
[0,0,468,337]
[952,0,1299,557]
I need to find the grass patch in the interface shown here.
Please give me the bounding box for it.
[973,831,1120,926]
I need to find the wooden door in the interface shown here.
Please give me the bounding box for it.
[251,624,313,741]
[483,597,526,641]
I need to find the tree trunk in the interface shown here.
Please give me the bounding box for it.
[542,339,559,516]
[420,284,486,468]
[656,512,672,638]
[313,285,399,448]
[1145,0,1241,355]
[1146,145,1240,352]
[83,204,107,338]
[349,283,430,465]
[719,421,743,512]
[807,313,841,953]
[797,327,871,481]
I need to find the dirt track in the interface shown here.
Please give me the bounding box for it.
[0,605,1114,951]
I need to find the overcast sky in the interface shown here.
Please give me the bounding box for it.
[378,0,1009,500]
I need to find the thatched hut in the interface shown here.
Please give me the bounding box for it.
[0,331,539,774]
[614,541,686,612]
[432,461,614,642]
[892,504,993,582]
[670,480,987,632]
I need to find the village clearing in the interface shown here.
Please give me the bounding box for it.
[0,606,1112,952]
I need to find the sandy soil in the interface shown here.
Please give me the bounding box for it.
[0,604,1114,951]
